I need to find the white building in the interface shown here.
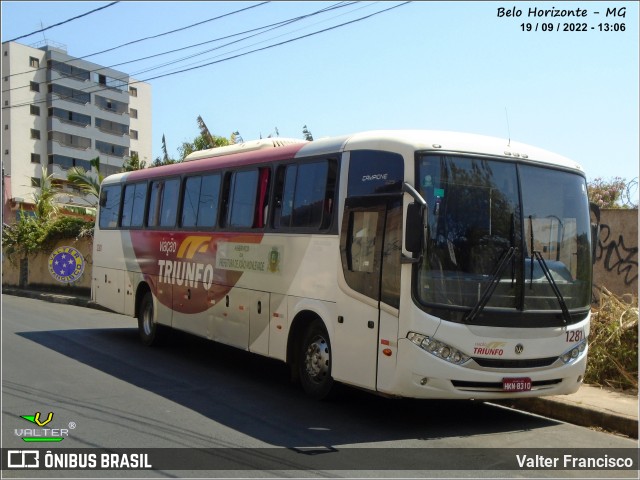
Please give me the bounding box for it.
[1,40,151,222]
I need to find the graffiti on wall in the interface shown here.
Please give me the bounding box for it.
[595,223,638,286]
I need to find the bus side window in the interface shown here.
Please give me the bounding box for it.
[147,181,162,227]
[227,169,259,228]
[98,185,122,229]
[160,178,180,227]
[254,167,271,228]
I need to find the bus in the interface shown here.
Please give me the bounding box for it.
[92,130,597,400]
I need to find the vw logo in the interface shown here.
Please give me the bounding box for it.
[515,343,524,354]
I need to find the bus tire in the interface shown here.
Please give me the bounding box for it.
[298,319,334,399]
[138,292,168,346]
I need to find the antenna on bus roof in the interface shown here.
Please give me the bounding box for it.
[504,107,511,147]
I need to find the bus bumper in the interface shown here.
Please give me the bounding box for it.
[380,339,587,400]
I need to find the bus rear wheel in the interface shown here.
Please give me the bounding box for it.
[138,292,168,346]
[298,319,334,399]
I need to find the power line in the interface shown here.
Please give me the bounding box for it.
[2,2,411,111]
[142,2,411,83]
[125,2,366,79]
[2,1,274,83]
[81,1,270,60]
[2,2,120,43]
[2,1,357,94]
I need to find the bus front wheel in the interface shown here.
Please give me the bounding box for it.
[138,292,168,346]
[298,319,334,399]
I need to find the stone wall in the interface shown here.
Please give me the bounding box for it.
[593,209,638,299]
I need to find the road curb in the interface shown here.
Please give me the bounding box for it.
[2,287,112,312]
[494,397,638,439]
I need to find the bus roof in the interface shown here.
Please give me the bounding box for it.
[340,130,584,173]
[102,130,584,186]
[183,137,308,161]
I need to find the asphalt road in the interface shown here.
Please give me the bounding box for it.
[1,295,637,478]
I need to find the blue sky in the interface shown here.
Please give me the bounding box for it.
[2,1,638,198]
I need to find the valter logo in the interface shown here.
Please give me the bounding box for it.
[15,411,72,442]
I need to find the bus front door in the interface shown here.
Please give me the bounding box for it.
[336,197,402,392]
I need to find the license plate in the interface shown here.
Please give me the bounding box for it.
[503,377,532,392]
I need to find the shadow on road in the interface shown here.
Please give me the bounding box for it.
[17,326,559,448]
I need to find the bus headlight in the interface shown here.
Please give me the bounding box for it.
[407,332,470,365]
[560,339,587,364]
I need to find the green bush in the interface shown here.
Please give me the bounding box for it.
[2,215,94,263]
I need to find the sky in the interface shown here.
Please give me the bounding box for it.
[2,1,638,201]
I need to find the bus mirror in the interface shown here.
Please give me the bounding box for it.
[405,202,424,254]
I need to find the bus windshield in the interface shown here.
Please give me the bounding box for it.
[415,154,592,326]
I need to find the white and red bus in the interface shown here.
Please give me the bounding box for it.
[92,130,596,399]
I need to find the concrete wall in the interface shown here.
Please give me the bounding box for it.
[2,237,93,291]
[593,209,638,299]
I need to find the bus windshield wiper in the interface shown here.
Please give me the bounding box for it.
[464,246,516,324]
[532,251,571,324]
[528,215,571,324]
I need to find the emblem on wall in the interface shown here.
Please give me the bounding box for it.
[48,246,85,284]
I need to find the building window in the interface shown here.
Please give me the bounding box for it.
[4,149,9,154]
[4,125,7,130]
[4,76,7,81]
[130,150,138,158]
[29,57,40,68]
[30,129,41,140]
[129,87,137,97]
[4,100,8,106]
[30,104,40,116]
[129,108,138,119]
[130,129,138,140]
[31,153,41,164]
[31,177,41,188]
[30,81,39,92]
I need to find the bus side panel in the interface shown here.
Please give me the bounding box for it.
[92,230,126,314]
[268,293,288,361]
[212,286,250,349]
[249,290,270,355]
[376,306,399,393]
[93,265,124,314]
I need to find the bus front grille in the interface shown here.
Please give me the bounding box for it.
[472,356,558,368]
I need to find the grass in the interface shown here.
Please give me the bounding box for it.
[585,287,638,394]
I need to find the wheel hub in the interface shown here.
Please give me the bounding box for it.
[304,336,330,381]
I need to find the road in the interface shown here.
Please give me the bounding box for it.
[1,294,637,478]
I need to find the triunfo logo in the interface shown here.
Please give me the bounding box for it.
[158,236,215,289]
[15,411,72,442]
[473,341,507,356]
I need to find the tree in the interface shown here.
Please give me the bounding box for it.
[177,116,233,161]
[302,125,314,141]
[66,157,102,206]
[151,134,179,167]
[231,131,243,144]
[587,177,638,209]
[197,115,215,146]
[122,151,147,172]
[32,165,62,220]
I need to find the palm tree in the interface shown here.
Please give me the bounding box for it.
[66,157,102,206]
[32,165,61,220]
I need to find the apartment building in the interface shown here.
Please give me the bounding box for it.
[1,40,152,222]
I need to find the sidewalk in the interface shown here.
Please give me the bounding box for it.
[2,286,638,439]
